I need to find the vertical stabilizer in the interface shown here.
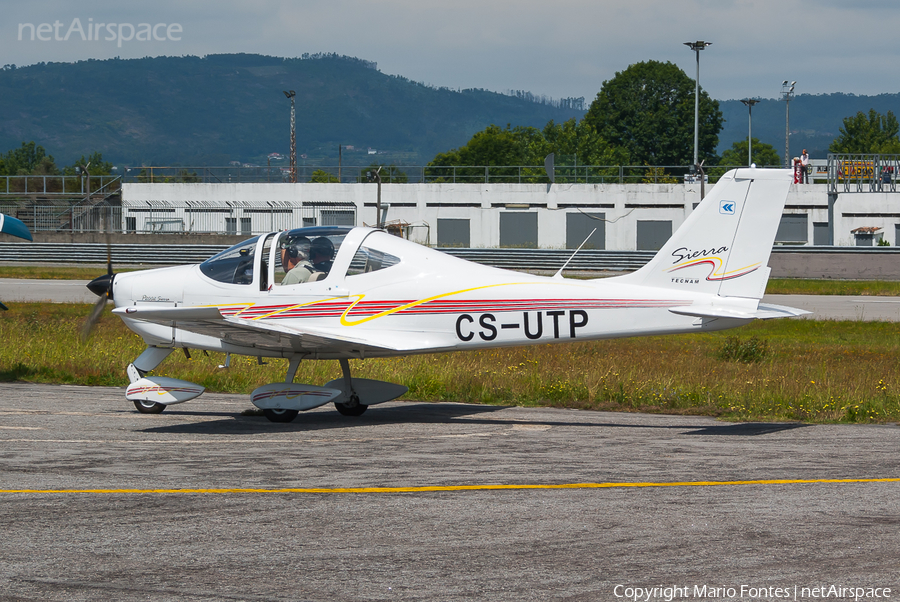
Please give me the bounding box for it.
[614,168,792,300]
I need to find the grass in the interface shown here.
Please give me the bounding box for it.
[0,266,138,280]
[766,278,900,296]
[1,302,899,424]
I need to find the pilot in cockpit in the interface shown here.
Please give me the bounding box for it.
[280,235,314,285]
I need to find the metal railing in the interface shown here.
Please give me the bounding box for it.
[0,175,122,196]
[0,202,355,235]
[121,165,782,185]
[0,242,656,270]
[827,154,900,193]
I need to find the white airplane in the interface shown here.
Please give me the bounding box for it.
[87,168,806,422]
[1,212,33,310]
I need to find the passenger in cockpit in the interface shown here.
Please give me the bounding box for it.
[309,237,335,278]
[280,235,314,285]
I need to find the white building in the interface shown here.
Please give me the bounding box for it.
[123,179,900,249]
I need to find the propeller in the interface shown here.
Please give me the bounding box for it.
[82,238,114,341]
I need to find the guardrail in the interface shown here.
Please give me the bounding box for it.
[0,175,122,196]
[0,243,230,266]
[2,243,895,272]
[0,242,654,270]
[826,153,900,193]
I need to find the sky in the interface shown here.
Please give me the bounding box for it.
[4,0,900,103]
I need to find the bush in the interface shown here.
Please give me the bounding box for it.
[716,336,769,363]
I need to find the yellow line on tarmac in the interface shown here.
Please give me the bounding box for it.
[1,477,899,495]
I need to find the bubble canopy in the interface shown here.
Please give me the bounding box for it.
[199,226,353,285]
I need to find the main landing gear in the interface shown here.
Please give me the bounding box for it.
[253,357,368,423]
[255,356,409,423]
[332,359,368,417]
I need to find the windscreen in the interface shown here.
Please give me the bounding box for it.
[199,236,260,285]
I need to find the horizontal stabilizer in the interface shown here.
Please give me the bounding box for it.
[669,302,810,321]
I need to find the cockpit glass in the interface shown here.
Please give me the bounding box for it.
[199,236,260,285]
[274,226,352,286]
[346,246,401,276]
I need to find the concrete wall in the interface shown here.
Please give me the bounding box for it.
[119,181,900,250]
[769,250,900,280]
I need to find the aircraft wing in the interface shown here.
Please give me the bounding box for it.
[0,213,33,241]
[1,213,32,309]
[112,305,446,355]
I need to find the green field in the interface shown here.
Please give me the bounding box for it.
[0,266,139,280]
[1,302,898,424]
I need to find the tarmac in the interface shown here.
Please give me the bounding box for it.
[0,383,898,600]
[2,279,899,599]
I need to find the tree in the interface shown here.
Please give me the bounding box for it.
[426,120,628,182]
[310,169,339,183]
[540,119,629,166]
[719,138,781,167]
[429,124,543,167]
[360,163,408,183]
[0,141,59,175]
[64,151,115,176]
[583,60,723,167]
[829,109,900,154]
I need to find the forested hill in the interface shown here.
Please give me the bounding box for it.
[718,93,900,160]
[1,53,896,167]
[0,53,584,167]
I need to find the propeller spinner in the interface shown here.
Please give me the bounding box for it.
[86,273,115,299]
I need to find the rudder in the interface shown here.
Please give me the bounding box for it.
[613,168,792,300]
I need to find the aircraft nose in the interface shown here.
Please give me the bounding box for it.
[87,273,115,300]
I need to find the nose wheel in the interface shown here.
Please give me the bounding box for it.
[133,399,166,414]
[263,408,300,423]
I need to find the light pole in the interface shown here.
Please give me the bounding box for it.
[73,162,91,232]
[366,167,382,228]
[683,41,711,169]
[740,98,760,166]
[781,80,795,168]
[283,90,297,183]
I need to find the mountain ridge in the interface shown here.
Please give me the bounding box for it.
[0,53,896,167]
[0,53,583,167]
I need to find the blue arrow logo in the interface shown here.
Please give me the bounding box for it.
[719,201,735,215]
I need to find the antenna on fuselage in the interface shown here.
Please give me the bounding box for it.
[553,228,596,279]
